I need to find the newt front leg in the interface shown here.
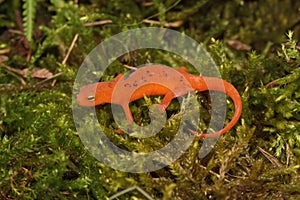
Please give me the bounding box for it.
[114,104,135,134]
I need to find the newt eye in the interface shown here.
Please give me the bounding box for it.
[87,95,95,101]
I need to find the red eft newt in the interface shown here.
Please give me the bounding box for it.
[76,65,242,138]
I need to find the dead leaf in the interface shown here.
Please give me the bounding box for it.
[22,68,53,79]
[227,39,251,51]
[0,63,53,79]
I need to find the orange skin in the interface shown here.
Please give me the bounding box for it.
[77,65,242,138]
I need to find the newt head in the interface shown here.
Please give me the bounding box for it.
[76,82,115,107]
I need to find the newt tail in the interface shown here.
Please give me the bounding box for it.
[188,78,241,138]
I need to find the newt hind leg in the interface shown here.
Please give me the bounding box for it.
[178,66,188,73]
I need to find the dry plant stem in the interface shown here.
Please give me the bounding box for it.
[8,29,23,35]
[199,164,230,183]
[142,19,183,27]
[265,79,278,88]
[26,49,32,62]
[0,63,26,85]
[51,79,57,87]
[142,1,154,6]
[5,70,26,85]
[257,146,283,168]
[0,49,11,54]
[285,142,290,166]
[62,34,79,65]
[46,33,79,86]
[123,64,137,70]
[0,63,23,74]
[36,72,63,86]
[83,20,113,27]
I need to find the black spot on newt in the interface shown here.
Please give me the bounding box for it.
[146,70,154,76]
[124,83,131,87]
[141,76,148,82]
[162,71,168,77]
